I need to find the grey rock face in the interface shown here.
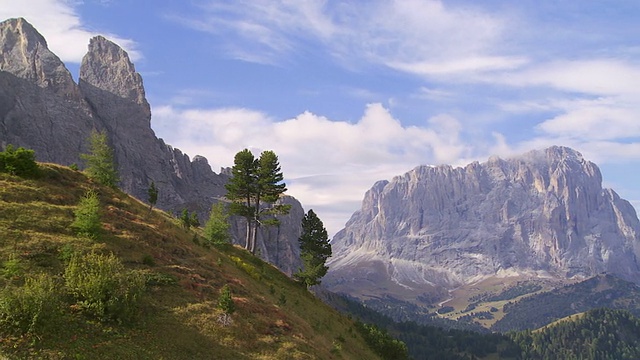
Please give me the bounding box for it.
[80,36,149,112]
[327,146,640,296]
[0,18,79,98]
[0,17,302,274]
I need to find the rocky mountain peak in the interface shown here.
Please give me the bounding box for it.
[79,35,148,110]
[0,17,78,97]
[0,19,304,275]
[326,146,640,304]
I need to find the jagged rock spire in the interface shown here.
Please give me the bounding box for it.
[79,35,148,109]
[0,17,78,97]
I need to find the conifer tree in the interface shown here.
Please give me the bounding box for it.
[72,190,101,238]
[294,209,332,288]
[81,130,119,188]
[204,202,231,246]
[225,149,290,254]
[147,181,158,211]
[225,149,257,250]
[180,208,191,230]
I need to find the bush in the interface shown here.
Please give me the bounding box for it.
[217,284,235,315]
[0,145,40,178]
[71,189,101,238]
[0,273,62,336]
[2,257,22,278]
[142,254,156,266]
[64,252,145,324]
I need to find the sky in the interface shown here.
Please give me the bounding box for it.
[2,0,640,237]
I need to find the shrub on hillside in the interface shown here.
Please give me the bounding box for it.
[64,252,145,324]
[0,145,40,178]
[0,273,62,336]
[71,189,101,238]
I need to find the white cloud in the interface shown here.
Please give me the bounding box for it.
[151,103,471,236]
[174,0,522,76]
[0,0,140,63]
[501,59,640,97]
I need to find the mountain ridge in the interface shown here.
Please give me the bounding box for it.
[0,17,303,274]
[326,146,640,309]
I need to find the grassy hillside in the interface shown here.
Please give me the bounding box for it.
[0,164,381,359]
[491,274,640,332]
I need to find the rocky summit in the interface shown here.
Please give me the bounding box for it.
[0,18,302,274]
[326,146,640,303]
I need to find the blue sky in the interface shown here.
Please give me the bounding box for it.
[3,0,640,236]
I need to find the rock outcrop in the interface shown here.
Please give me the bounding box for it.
[326,146,640,300]
[0,18,79,98]
[0,18,302,274]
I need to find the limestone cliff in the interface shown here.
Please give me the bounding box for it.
[326,146,640,299]
[0,18,302,274]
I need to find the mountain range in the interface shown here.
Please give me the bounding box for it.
[0,17,302,274]
[326,145,640,326]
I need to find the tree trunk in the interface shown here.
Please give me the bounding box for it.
[245,219,251,250]
[250,222,260,254]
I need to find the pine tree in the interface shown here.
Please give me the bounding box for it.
[204,202,231,246]
[217,284,235,315]
[294,209,332,288]
[72,190,101,238]
[225,149,257,250]
[180,209,191,230]
[81,130,119,188]
[225,149,290,254]
[147,181,158,211]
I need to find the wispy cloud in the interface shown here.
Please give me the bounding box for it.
[0,0,140,63]
[171,0,522,76]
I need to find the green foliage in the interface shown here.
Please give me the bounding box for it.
[225,149,290,253]
[190,212,200,228]
[147,180,158,210]
[493,275,640,332]
[179,209,200,229]
[58,243,80,263]
[0,273,62,336]
[230,255,262,280]
[355,321,409,360]
[71,189,101,238]
[0,144,40,178]
[2,257,23,278]
[69,163,79,171]
[179,208,191,229]
[203,202,231,246]
[294,209,332,288]
[64,252,145,324]
[511,308,640,360]
[278,293,287,306]
[81,130,119,188]
[217,284,235,315]
[142,253,156,266]
[144,272,177,286]
[327,292,516,360]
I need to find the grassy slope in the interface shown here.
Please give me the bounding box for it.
[0,164,380,360]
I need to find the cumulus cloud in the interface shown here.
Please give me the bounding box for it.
[151,103,471,235]
[0,0,140,63]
